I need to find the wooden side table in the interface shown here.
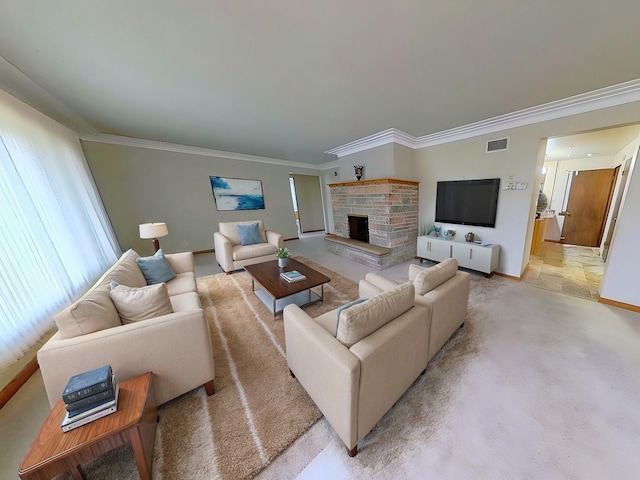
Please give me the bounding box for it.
[19,372,157,480]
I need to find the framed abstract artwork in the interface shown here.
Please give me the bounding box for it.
[210,176,265,211]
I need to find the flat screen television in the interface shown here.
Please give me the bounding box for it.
[435,178,500,228]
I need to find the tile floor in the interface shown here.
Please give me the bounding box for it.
[522,241,604,301]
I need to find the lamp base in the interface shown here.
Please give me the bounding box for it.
[152,238,160,252]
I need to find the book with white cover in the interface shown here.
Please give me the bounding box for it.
[61,384,119,432]
[280,270,306,282]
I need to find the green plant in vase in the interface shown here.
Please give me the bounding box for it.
[276,247,290,267]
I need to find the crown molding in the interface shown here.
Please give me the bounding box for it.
[326,78,640,157]
[80,133,330,170]
[324,128,417,157]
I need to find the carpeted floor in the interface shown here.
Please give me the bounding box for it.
[55,257,360,479]
[262,275,640,479]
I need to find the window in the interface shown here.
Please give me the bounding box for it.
[0,90,119,369]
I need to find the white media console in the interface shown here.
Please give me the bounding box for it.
[417,236,500,276]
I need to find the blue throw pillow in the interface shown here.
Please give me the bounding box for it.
[136,249,176,285]
[335,298,368,337]
[237,222,263,246]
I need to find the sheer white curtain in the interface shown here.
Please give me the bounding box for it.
[0,90,119,369]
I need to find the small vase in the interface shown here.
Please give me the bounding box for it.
[278,258,288,268]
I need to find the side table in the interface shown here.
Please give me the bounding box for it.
[18,371,157,480]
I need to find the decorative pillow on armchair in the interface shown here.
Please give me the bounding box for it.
[136,249,176,285]
[236,222,263,246]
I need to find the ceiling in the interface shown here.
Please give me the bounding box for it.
[1,1,640,165]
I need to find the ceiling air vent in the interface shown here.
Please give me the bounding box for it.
[486,137,509,153]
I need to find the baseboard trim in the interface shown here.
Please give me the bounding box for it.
[598,297,640,313]
[0,356,39,410]
[193,249,215,255]
[493,271,521,282]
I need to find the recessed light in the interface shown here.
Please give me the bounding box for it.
[587,153,593,157]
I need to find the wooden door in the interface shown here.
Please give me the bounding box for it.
[560,168,616,247]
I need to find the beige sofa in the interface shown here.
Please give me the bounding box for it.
[284,282,430,456]
[214,220,283,274]
[37,249,216,408]
[360,258,470,362]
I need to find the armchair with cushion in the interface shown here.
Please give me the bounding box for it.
[214,220,283,274]
[283,282,430,456]
[359,258,470,362]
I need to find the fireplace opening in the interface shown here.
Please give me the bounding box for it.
[348,215,369,243]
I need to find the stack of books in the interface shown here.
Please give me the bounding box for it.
[60,365,119,432]
[280,270,306,283]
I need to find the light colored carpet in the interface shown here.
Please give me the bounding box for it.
[54,257,359,479]
[262,275,640,479]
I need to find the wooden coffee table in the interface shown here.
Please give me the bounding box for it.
[245,258,331,316]
[19,372,157,480]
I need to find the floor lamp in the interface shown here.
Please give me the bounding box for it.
[139,222,168,252]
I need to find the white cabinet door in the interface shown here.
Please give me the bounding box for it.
[452,243,500,274]
[417,236,451,262]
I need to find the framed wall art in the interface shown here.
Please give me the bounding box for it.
[210,176,265,211]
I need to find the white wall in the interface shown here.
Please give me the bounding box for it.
[600,141,640,305]
[411,99,640,305]
[82,141,321,255]
[415,129,540,277]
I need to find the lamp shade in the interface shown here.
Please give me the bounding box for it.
[139,222,168,239]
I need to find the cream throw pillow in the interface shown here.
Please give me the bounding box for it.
[109,282,173,324]
[54,285,122,339]
[409,258,459,295]
[336,282,414,348]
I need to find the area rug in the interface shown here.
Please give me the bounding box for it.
[55,257,360,480]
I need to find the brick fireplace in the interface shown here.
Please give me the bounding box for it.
[327,178,419,269]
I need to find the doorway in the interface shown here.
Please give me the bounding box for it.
[531,124,640,300]
[289,174,326,235]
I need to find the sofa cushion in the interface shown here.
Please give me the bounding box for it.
[137,249,177,285]
[109,282,173,324]
[232,243,277,261]
[410,258,458,295]
[169,291,202,312]
[336,282,415,348]
[53,285,122,339]
[237,222,263,245]
[166,272,197,296]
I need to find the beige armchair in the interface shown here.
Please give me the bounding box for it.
[283,282,430,456]
[359,258,470,362]
[214,220,283,274]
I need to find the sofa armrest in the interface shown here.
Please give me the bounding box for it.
[283,304,360,449]
[349,305,430,442]
[38,310,215,408]
[421,271,470,361]
[266,230,284,248]
[214,231,234,272]
[360,273,399,298]
[165,251,195,274]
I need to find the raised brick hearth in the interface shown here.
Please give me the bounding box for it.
[327,178,419,269]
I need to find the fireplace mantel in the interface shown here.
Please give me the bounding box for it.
[328,178,419,188]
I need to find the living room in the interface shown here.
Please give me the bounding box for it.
[2,2,640,479]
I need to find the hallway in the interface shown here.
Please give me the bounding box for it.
[523,242,604,301]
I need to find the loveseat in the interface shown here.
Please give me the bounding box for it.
[359,258,470,362]
[284,282,430,456]
[214,220,283,274]
[37,249,216,408]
